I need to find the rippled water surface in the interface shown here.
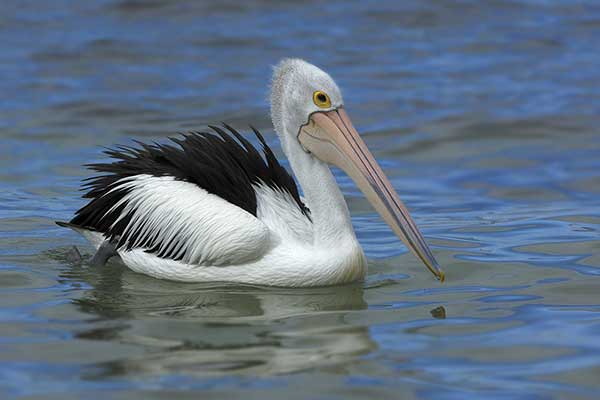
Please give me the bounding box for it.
[2,1,600,398]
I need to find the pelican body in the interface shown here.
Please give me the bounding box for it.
[58,59,443,287]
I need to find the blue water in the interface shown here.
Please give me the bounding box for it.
[1,1,600,399]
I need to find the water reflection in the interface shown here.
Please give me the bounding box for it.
[429,305,446,319]
[4,0,600,394]
[61,259,375,376]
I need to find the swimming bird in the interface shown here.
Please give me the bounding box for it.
[57,59,444,287]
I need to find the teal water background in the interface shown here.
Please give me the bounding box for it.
[1,1,600,399]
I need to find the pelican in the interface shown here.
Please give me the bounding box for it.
[57,59,444,287]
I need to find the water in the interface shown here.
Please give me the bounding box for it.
[1,0,600,398]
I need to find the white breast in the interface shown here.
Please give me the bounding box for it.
[73,175,367,287]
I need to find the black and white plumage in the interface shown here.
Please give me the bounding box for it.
[59,59,443,287]
[69,125,310,262]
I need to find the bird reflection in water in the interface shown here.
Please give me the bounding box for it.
[59,254,447,378]
[61,259,372,377]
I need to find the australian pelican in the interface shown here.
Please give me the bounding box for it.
[58,59,444,287]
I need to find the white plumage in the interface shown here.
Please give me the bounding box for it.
[107,175,270,266]
[78,174,365,287]
[60,58,443,287]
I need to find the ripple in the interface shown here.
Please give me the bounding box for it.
[2,0,600,397]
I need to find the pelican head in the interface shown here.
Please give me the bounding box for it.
[270,58,444,282]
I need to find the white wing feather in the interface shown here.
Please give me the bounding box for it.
[106,175,270,266]
[254,183,313,243]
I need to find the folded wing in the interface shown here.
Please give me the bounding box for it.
[68,125,311,266]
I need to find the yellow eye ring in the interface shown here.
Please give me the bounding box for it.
[312,90,331,108]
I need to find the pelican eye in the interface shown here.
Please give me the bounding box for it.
[313,91,331,108]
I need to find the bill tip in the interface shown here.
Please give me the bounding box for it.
[437,269,445,283]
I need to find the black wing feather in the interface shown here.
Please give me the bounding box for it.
[70,125,310,250]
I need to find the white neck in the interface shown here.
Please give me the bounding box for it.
[283,134,357,246]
